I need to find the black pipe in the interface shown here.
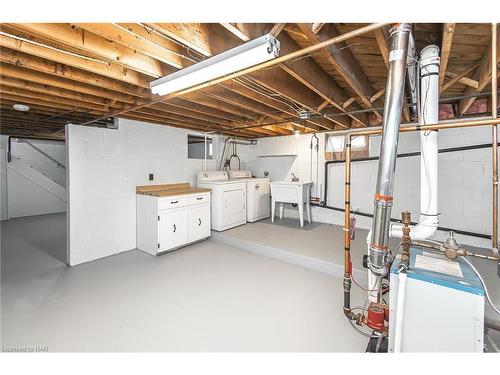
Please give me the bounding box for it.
[312,203,491,240]
[320,142,500,240]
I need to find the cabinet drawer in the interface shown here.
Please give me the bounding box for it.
[159,197,188,210]
[188,193,210,205]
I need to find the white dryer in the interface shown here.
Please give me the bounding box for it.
[228,170,270,223]
[197,171,246,231]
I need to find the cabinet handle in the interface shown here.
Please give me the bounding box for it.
[196,197,203,200]
[173,224,176,232]
[198,218,202,226]
[171,200,178,204]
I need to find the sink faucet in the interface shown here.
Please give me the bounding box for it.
[291,173,299,182]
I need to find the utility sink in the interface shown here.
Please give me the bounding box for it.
[270,181,313,227]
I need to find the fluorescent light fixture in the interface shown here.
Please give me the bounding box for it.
[150,34,280,96]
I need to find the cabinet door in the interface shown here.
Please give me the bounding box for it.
[158,208,187,252]
[187,203,211,242]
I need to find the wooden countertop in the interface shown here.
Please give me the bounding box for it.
[136,183,211,197]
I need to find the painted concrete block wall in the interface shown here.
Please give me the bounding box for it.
[244,127,496,248]
[0,136,8,220]
[245,134,325,198]
[7,161,66,218]
[10,138,66,187]
[67,118,221,266]
[1,136,66,219]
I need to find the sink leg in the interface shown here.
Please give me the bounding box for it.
[271,199,275,223]
[306,202,311,223]
[279,203,284,220]
[298,201,304,227]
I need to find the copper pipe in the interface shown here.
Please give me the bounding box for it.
[492,23,498,255]
[80,23,388,126]
[342,116,500,318]
[343,134,353,318]
[400,211,412,269]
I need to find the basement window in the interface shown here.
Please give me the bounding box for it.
[188,134,213,160]
[325,134,369,161]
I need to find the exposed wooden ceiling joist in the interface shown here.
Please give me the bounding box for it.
[296,23,383,121]
[439,23,456,90]
[0,22,495,138]
[458,27,500,114]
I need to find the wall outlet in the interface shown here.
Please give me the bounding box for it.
[149,173,154,181]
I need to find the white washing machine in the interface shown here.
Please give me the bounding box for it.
[197,171,246,231]
[228,170,270,223]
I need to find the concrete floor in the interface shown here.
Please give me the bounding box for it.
[214,217,500,351]
[1,213,369,352]
[213,217,401,282]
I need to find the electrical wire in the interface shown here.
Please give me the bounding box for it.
[351,271,379,292]
[234,77,305,115]
[138,23,204,63]
[461,257,500,316]
[0,31,108,64]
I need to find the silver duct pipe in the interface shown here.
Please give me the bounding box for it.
[368,24,412,281]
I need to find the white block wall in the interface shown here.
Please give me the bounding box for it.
[0,136,66,220]
[66,118,221,266]
[244,126,497,248]
[10,138,66,187]
[0,136,8,220]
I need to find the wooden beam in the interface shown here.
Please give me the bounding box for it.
[0,49,151,99]
[297,24,373,104]
[342,97,356,109]
[215,23,365,128]
[155,23,341,129]
[8,23,173,78]
[374,26,390,67]
[221,79,324,131]
[370,88,385,103]
[317,100,329,112]
[0,86,107,111]
[76,23,187,69]
[201,87,293,135]
[269,23,287,37]
[439,23,456,90]
[219,23,251,42]
[1,95,100,115]
[117,23,196,63]
[458,29,500,114]
[311,23,325,35]
[297,23,382,121]
[441,64,480,92]
[1,60,251,129]
[145,23,213,56]
[445,71,479,88]
[0,33,151,88]
[0,75,110,106]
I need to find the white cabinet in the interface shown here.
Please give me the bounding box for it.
[158,208,188,252]
[137,192,211,255]
[187,203,210,242]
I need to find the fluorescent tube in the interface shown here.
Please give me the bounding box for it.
[150,34,280,96]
